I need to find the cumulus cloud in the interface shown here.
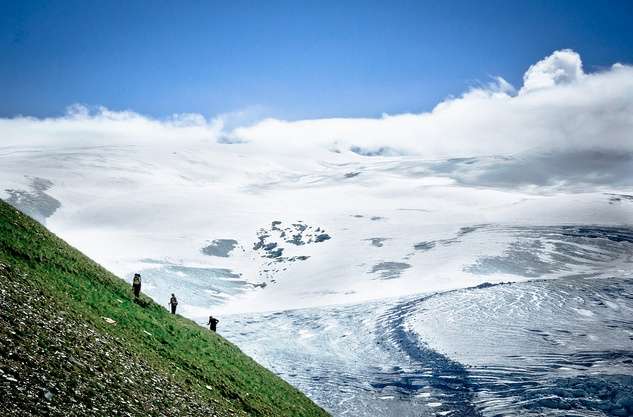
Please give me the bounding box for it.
[520,49,585,94]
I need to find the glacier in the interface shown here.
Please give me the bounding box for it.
[2,57,633,416]
[2,137,632,416]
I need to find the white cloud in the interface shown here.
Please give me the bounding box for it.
[228,50,633,163]
[0,104,223,149]
[1,49,632,188]
[520,49,584,94]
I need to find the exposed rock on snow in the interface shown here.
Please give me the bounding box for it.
[250,221,331,283]
[365,238,389,248]
[201,239,238,257]
[4,177,61,224]
[369,262,411,279]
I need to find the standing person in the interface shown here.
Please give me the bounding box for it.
[168,294,178,314]
[208,315,219,332]
[132,273,142,298]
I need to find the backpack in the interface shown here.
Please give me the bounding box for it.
[170,296,178,305]
[133,275,141,285]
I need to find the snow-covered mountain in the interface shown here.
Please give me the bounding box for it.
[1,135,632,319]
[2,50,633,416]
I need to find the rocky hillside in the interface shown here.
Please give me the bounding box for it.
[0,200,329,417]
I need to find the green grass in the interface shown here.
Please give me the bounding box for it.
[0,200,329,417]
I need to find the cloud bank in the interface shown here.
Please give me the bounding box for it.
[1,49,633,188]
[232,50,633,160]
[0,105,223,149]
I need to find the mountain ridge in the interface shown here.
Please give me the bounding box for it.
[0,199,329,417]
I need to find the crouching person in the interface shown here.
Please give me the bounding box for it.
[208,315,219,332]
[132,273,142,298]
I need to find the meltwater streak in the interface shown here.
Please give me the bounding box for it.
[404,226,633,416]
[222,226,633,417]
[221,299,438,417]
[408,277,633,416]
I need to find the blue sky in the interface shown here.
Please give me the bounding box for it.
[1,0,632,120]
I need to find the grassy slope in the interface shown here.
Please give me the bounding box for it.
[0,200,329,417]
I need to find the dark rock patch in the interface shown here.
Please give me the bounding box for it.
[266,248,284,258]
[370,262,411,279]
[201,239,238,257]
[413,241,436,251]
[366,238,389,248]
[4,177,61,223]
[315,233,331,243]
[288,234,305,246]
[251,221,331,282]
[263,242,278,251]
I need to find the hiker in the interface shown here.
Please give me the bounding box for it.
[168,294,178,314]
[208,315,219,332]
[132,273,142,298]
